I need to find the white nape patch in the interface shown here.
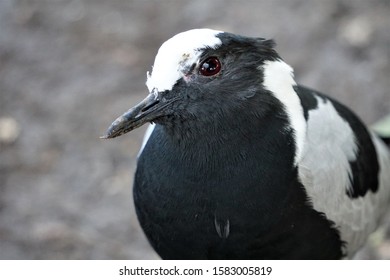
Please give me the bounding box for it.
[137,123,155,158]
[262,60,306,165]
[298,96,390,257]
[146,29,222,92]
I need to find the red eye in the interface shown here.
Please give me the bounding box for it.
[199,57,221,76]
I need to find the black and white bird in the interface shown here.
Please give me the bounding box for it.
[103,29,390,259]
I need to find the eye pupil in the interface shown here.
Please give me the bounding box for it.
[199,57,221,76]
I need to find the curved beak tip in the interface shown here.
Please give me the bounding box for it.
[101,91,167,140]
[100,122,125,139]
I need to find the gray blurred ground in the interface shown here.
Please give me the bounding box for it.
[0,0,389,259]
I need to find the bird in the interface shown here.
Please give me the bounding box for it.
[102,29,390,259]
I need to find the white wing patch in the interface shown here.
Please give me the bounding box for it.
[298,96,390,257]
[146,29,222,93]
[262,60,306,165]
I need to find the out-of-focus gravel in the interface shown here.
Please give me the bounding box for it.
[0,0,389,259]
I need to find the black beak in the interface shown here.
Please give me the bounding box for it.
[102,91,168,139]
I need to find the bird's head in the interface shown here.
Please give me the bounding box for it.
[102,29,299,139]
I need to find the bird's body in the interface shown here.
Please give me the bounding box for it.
[104,29,390,259]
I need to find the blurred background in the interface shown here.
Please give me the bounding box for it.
[0,0,389,259]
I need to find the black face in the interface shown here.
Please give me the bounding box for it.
[161,34,281,122]
[102,32,281,139]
